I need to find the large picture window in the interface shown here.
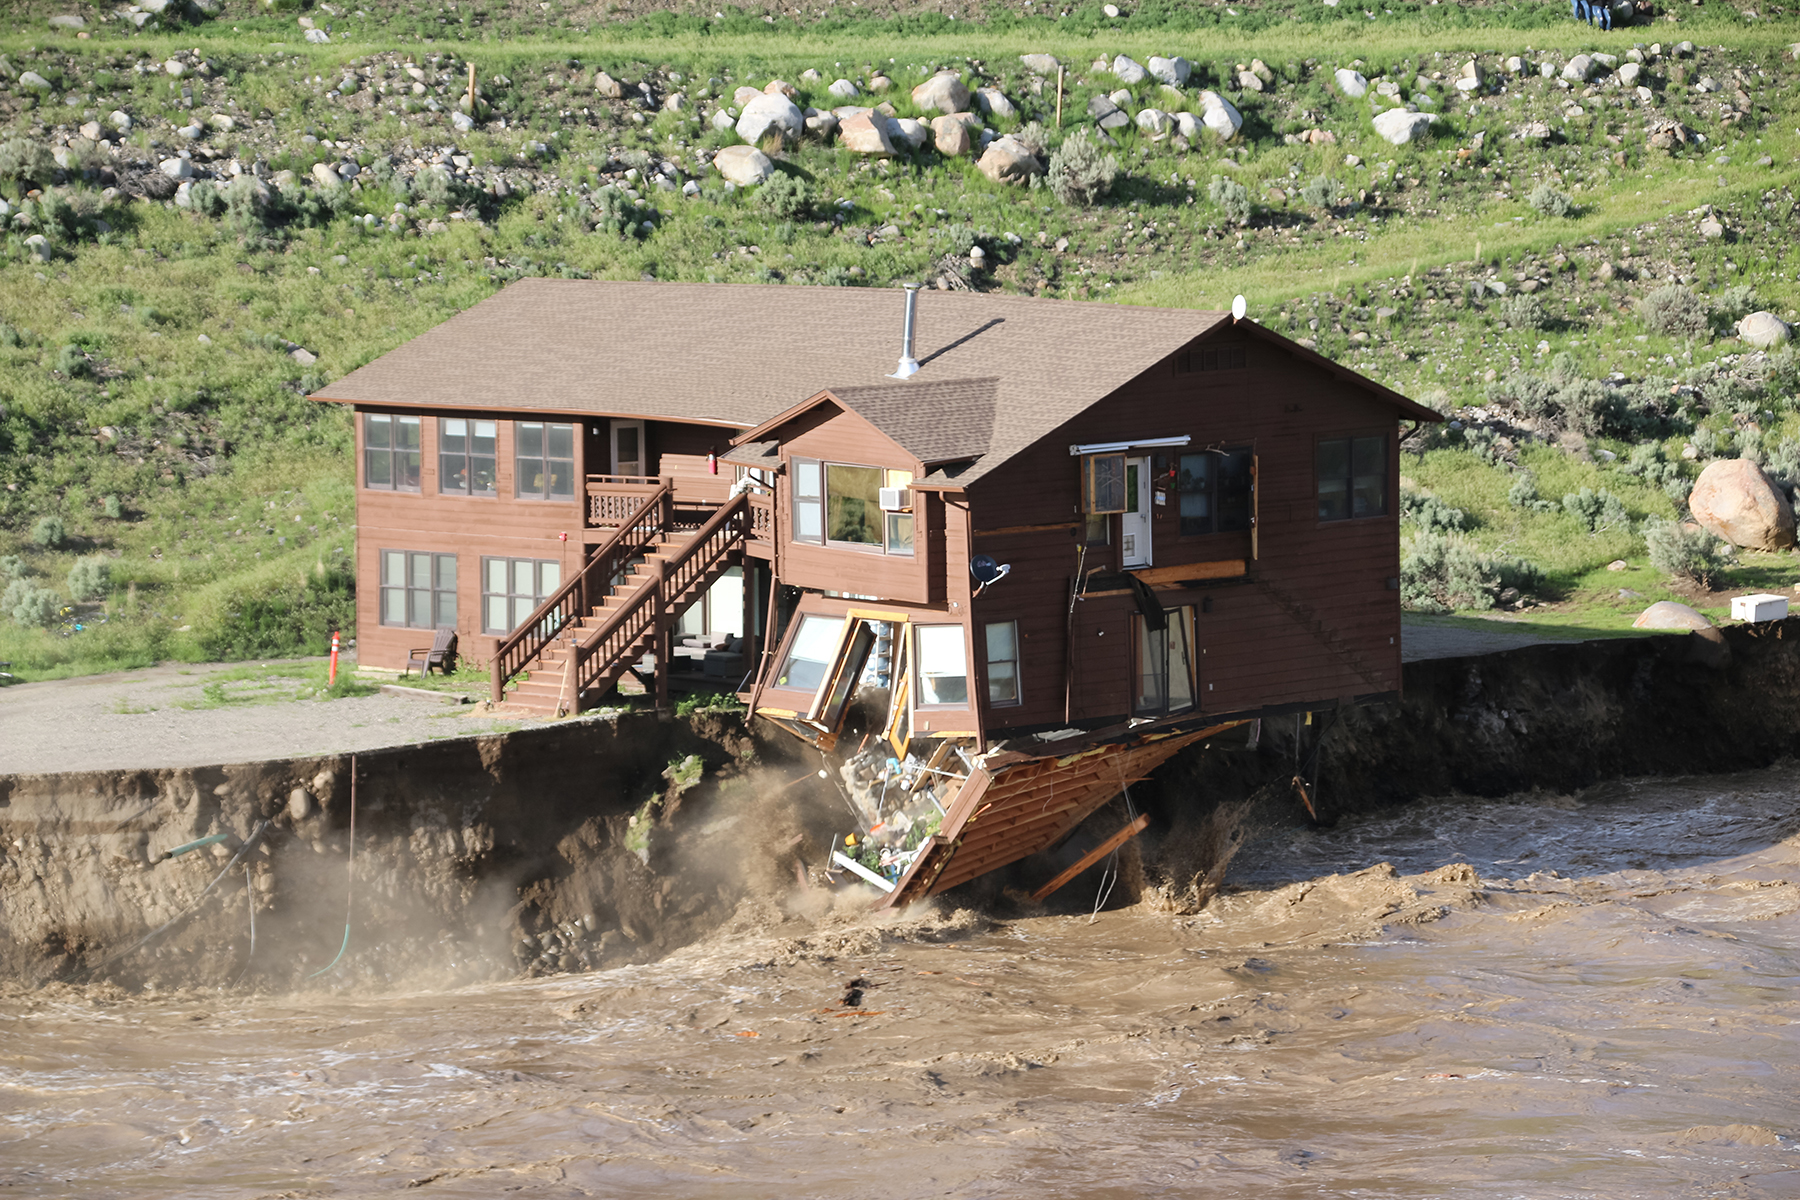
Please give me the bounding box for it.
[1133,606,1195,717]
[482,557,562,634]
[792,458,914,556]
[1318,435,1389,522]
[380,550,456,629]
[440,418,497,496]
[1177,447,1253,536]
[363,413,421,491]
[515,421,575,500]
[915,624,969,707]
[984,620,1020,706]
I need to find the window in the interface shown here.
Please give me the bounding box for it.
[363,413,421,491]
[827,463,883,545]
[482,557,562,634]
[915,624,969,706]
[775,614,843,692]
[793,458,824,544]
[380,550,456,629]
[1177,447,1253,536]
[1081,453,1127,514]
[984,620,1020,706]
[1133,606,1195,717]
[515,421,575,500]
[439,418,497,496]
[1318,435,1389,521]
[884,469,915,557]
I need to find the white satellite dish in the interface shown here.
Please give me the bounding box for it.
[1231,294,1247,321]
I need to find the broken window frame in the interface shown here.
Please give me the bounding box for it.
[1080,453,1128,515]
[1132,605,1196,718]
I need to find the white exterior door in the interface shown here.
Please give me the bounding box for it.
[611,420,645,477]
[1121,456,1152,568]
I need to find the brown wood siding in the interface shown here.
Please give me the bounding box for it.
[354,407,589,671]
[966,342,1404,736]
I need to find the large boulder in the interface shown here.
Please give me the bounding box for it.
[1111,55,1148,85]
[712,144,774,185]
[974,87,1015,119]
[1372,108,1437,145]
[1135,108,1172,138]
[911,71,969,115]
[1688,458,1796,551]
[1088,94,1132,131]
[1148,55,1191,86]
[736,92,804,146]
[1020,53,1061,76]
[1334,67,1369,98]
[1561,53,1597,82]
[1737,311,1792,350]
[838,111,896,155]
[931,113,973,157]
[976,136,1043,184]
[1633,600,1729,666]
[1197,90,1242,140]
[888,116,929,151]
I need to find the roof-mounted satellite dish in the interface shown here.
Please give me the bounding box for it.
[1231,294,1247,321]
[970,554,1012,593]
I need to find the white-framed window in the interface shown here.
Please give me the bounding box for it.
[984,620,1020,706]
[380,550,456,629]
[915,624,969,707]
[775,613,843,692]
[439,418,497,496]
[791,458,914,556]
[363,413,421,491]
[515,421,575,500]
[481,557,562,634]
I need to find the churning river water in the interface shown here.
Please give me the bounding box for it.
[3,766,1798,1198]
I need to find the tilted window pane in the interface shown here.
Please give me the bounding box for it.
[825,464,883,545]
[1135,621,1168,714]
[776,614,842,692]
[1166,611,1194,711]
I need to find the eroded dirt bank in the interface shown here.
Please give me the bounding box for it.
[4,620,1800,990]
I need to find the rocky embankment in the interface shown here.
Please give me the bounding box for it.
[6,620,1800,990]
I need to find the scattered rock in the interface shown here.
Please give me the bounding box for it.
[763,79,798,98]
[450,111,474,133]
[1617,61,1642,86]
[976,136,1044,184]
[1334,67,1369,98]
[1148,55,1191,87]
[1173,111,1202,141]
[736,92,804,146]
[1238,70,1265,93]
[733,85,762,107]
[1373,108,1437,145]
[1699,215,1725,239]
[1562,54,1596,82]
[304,28,331,44]
[1135,108,1172,137]
[23,233,50,263]
[1088,94,1131,131]
[158,157,194,180]
[888,116,929,151]
[868,74,893,93]
[912,71,970,115]
[974,88,1015,119]
[1632,600,1729,665]
[1111,55,1148,85]
[1020,54,1061,76]
[287,788,314,821]
[1197,90,1243,140]
[17,70,52,93]
[48,14,86,29]
[931,114,973,157]
[804,111,838,139]
[290,347,318,366]
[1737,311,1792,349]
[838,111,896,155]
[711,144,775,184]
[311,162,343,188]
[1688,458,1796,551]
[1607,559,1629,571]
[827,78,859,100]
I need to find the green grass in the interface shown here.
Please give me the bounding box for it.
[0,2,1796,668]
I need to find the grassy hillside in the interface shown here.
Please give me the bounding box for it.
[0,0,1794,677]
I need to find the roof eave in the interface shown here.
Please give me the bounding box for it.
[1226,319,1446,423]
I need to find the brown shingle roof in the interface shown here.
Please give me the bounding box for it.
[313,280,1436,490]
[825,378,996,467]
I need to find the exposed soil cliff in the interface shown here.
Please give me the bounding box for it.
[5,622,1799,990]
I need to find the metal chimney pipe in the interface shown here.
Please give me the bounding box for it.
[889,282,921,379]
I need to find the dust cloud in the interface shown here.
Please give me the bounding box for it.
[2,765,1797,1197]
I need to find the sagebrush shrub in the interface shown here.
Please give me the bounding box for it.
[1299,175,1339,209]
[1207,175,1251,224]
[1527,183,1574,217]
[2,579,59,627]
[754,171,818,220]
[1714,283,1761,323]
[1400,491,1470,533]
[0,138,55,184]
[1048,131,1118,207]
[0,554,24,579]
[1499,292,1549,330]
[1644,517,1730,586]
[1562,486,1629,532]
[1402,534,1542,613]
[29,515,65,548]
[1640,285,1710,338]
[66,555,109,601]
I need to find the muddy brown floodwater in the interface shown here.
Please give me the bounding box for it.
[3,765,1797,1198]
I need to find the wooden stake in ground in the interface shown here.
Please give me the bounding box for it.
[1056,65,1064,128]
[467,62,477,115]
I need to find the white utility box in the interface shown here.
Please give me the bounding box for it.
[1730,593,1789,623]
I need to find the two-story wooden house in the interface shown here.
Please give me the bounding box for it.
[314,279,1438,905]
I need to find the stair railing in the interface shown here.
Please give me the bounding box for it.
[562,491,750,713]
[490,479,673,704]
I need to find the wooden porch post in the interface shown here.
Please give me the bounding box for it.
[651,560,671,713]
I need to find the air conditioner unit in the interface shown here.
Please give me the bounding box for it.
[879,486,912,512]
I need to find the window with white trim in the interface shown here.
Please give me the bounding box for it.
[363,413,421,491]
[984,620,1020,706]
[439,418,497,496]
[915,624,969,707]
[380,550,456,629]
[515,421,575,500]
[482,557,561,634]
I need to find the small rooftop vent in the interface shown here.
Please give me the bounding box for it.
[889,282,922,380]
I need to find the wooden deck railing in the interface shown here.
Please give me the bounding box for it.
[746,489,774,554]
[492,480,673,704]
[561,491,751,713]
[587,475,668,529]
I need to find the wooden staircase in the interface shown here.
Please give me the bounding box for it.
[491,484,751,717]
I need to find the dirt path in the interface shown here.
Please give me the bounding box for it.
[0,660,561,775]
[1398,612,1651,662]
